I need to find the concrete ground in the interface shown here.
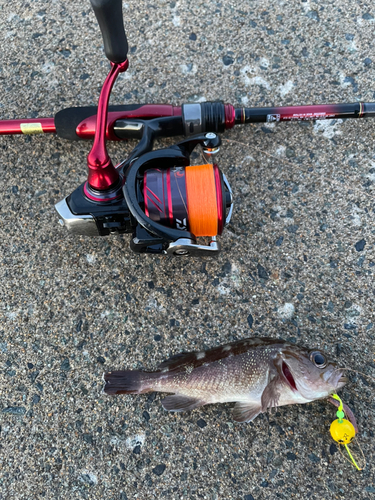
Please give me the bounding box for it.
[0,1,374,499]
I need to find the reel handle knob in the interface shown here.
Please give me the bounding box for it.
[90,0,128,63]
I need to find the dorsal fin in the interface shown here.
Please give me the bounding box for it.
[157,352,197,372]
[156,338,284,373]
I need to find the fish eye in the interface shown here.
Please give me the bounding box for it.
[309,351,327,368]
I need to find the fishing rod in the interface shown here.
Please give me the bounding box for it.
[1,0,375,256]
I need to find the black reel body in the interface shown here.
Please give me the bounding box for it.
[55,132,233,256]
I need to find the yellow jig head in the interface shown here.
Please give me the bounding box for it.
[330,418,355,444]
[329,393,362,470]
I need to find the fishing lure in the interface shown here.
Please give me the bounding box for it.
[329,393,364,470]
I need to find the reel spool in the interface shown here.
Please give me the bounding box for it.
[143,164,228,237]
[122,132,234,255]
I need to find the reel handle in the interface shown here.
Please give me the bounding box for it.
[90,0,128,63]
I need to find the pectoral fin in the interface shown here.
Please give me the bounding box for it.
[261,376,281,412]
[232,402,262,423]
[161,395,205,412]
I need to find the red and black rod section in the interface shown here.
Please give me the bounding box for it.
[1,101,375,139]
[0,105,182,138]
[235,102,375,123]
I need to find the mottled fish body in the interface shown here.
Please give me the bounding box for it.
[104,338,347,422]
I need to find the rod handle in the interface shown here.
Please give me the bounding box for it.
[90,0,128,63]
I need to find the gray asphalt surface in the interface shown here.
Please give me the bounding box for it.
[1,1,375,499]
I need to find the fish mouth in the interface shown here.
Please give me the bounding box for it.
[282,362,297,391]
[331,369,348,389]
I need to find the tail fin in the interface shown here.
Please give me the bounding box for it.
[103,370,153,395]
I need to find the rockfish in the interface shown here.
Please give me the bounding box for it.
[104,338,347,422]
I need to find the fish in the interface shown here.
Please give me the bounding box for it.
[103,337,348,423]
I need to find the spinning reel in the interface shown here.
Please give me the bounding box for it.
[56,128,233,256]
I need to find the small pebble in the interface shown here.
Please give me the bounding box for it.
[355,239,366,252]
[287,225,299,234]
[223,55,234,66]
[197,418,207,429]
[152,464,166,476]
[330,443,338,455]
[308,453,320,463]
[257,264,269,280]
[247,314,254,329]
[2,407,26,415]
[143,411,150,422]
[275,236,283,246]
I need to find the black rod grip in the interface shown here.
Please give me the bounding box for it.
[90,0,128,63]
[55,105,145,140]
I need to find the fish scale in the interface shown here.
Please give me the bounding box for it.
[151,357,266,402]
[104,338,347,423]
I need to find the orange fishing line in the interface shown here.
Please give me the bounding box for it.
[185,164,218,236]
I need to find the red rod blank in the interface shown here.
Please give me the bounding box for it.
[0,118,56,135]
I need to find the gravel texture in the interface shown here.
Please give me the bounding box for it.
[1,1,375,499]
